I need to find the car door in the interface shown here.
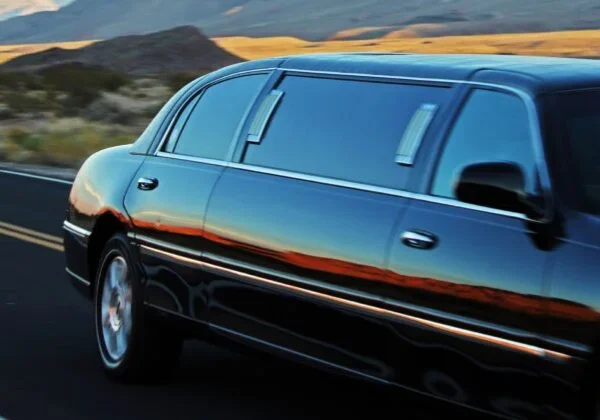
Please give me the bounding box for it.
[124,72,270,320]
[202,73,454,380]
[385,87,554,418]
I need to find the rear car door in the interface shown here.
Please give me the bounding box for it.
[124,72,269,320]
[203,73,453,380]
[386,87,553,417]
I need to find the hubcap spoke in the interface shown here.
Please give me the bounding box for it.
[108,262,119,289]
[110,330,118,355]
[116,328,127,356]
[100,256,132,362]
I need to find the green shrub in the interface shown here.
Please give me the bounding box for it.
[5,128,42,151]
[4,92,48,113]
[6,127,30,145]
[20,134,43,151]
[3,122,137,167]
[0,105,14,120]
[39,63,129,93]
[39,127,134,165]
[0,72,43,90]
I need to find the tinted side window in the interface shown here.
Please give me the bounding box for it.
[163,96,200,153]
[172,74,267,160]
[130,80,195,154]
[243,76,450,189]
[549,90,600,214]
[431,89,536,199]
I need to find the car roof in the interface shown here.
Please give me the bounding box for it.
[223,53,600,96]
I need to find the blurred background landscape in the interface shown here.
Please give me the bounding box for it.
[1,0,600,168]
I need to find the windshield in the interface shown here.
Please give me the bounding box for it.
[553,90,600,214]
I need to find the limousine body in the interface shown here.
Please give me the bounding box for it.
[63,53,600,419]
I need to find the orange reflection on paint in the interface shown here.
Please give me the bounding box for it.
[131,218,600,326]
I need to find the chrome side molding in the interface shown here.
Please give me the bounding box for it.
[138,242,576,362]
[65,267,91,286]
[62,220,91,238]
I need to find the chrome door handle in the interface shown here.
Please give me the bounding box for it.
[401,230,437,250]
[137,177,158,191]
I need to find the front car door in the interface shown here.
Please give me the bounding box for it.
[124,72,270,320]
[386,87,556,418]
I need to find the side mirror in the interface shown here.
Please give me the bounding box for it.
[454,162,545,219]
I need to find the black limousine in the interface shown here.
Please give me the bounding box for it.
[63,53,600,419]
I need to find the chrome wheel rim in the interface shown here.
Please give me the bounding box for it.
[100,256,132,362]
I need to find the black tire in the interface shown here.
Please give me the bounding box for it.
[94,232,182,383]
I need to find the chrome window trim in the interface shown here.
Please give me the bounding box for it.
[63,220,91,238]
[152,66,553,223]
[65,267,91,286]
[136,241,574,361]
[229,162,528,220]
[155,151,228,167]
[154,68,277,158]
[151,153,534,222]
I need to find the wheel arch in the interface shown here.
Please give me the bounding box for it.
[87,213,127,296]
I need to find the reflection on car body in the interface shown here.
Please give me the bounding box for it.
[63,53,600,419]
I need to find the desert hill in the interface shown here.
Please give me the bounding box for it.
[0,26,242,75]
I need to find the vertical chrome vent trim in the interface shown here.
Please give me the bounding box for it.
[395,103,438,166]
[247,89,284,144]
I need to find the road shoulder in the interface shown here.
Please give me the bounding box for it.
[0,161,76,182]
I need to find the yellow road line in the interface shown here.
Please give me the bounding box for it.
[0,226,64,252]
[0,220,62,244]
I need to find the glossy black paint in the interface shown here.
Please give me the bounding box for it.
[203,166,410,379]
[62,54,600,420]
[123,155,224,318]
[388,199,553,417]
[64,144,146,285]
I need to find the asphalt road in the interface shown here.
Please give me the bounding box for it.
[0,170,481,420]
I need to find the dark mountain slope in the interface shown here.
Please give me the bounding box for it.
[0,26,242,75]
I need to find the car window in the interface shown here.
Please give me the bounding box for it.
[550,90,600,214]
[242,75,450,190]
[431,89,536,199]
[172,74,268,160]
[129,83,192,154]
[163,96,200,153]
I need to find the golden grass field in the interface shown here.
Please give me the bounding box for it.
[1,29,600,66]
[213,30,600,60]
[0,40,95,65]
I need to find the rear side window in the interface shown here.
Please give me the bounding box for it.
[431,89,536,199]
[130,79,197,154]
[168,74,267,160]
[242,76,450,189]
[163,96,200,153]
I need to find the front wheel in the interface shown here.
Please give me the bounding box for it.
[94,232,182,383]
